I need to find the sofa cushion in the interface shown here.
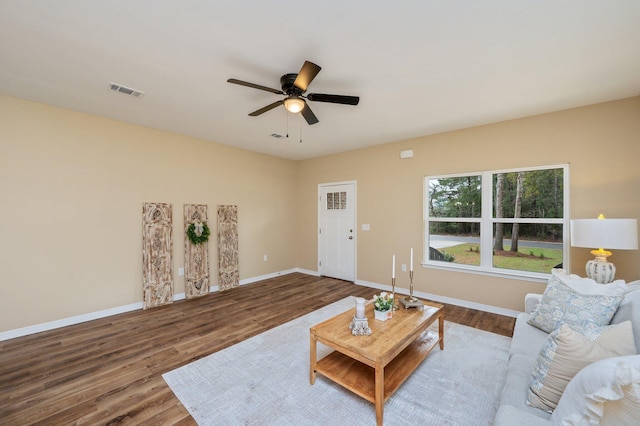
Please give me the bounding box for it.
[527,270,626,333]
[610,281,640,352]
[527,321,636,412]
[500,353,552,420]
[494,404,552,426]
[551,355,640,425]
[509,313,549,359]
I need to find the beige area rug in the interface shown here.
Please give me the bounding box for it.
[163,297,511,425]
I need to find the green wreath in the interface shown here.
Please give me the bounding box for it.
[187,222,210,245]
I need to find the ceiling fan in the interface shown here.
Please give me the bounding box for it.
[227,60,359,125]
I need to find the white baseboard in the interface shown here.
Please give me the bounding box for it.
[239,268,300,285]
[0,301,145,342]
[294,267,320,276]
[354,278,520,318]
[0,269,300,342]
[0,268,518,342]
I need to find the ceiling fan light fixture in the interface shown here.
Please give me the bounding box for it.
[227,60,359,125]
[284,97,305,113]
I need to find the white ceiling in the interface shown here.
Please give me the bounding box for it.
[1,1,639,161]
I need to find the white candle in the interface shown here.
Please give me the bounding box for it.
[355,297,365,319]
[392,255,395,279]
[410,248,413,272]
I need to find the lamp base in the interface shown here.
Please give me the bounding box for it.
[585,259,616,284]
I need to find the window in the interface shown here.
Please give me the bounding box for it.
[424,165,568,279]
[326,191,347,210]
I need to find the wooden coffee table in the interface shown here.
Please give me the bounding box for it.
[310,299,444,426]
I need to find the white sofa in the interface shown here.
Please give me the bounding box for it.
[494,274,640,425]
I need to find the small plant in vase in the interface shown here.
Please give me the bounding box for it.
[373,292,394,321]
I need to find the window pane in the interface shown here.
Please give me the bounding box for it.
[492,168,564,219]
[492,223,564,273]
[428,176,481,218]
[425,165,567,278]
[428,222,480,266]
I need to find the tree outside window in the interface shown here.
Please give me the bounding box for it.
[424,165,567,278]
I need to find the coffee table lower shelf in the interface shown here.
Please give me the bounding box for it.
[314,330,440,404]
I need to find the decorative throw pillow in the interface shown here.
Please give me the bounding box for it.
[527,321,636,412]
[549,269,627,296]
[551,355,640,425]
[527,269,626,333]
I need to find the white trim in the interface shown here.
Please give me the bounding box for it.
[354,278,520,318]
[238,268,299,286]
[420,262,550,283]
[1,268,520,341]
[1,269,298,342]
[0,301,143,342]
[295,267,321,276]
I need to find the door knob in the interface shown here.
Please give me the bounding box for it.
[349,236,353,239]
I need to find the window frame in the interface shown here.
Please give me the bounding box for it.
[423,164,570,281]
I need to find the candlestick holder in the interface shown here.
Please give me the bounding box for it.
[401,270,423,309]
[391,277,399,311]
[407,270,417,302]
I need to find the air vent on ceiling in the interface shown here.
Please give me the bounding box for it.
[270,133,285,139]
[108,82,145,98]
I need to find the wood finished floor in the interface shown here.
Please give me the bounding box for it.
[0,273,515,425]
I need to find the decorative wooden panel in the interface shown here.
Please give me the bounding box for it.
[142,203,173,309]
[217,205,239,291]
[184,204,209,299]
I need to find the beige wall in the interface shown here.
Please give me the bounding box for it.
[298,97,640,311]
[0,95,298,332]
[2,95,639,333]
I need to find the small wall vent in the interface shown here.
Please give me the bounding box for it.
[270,133,285,139]
[108,82,145,98]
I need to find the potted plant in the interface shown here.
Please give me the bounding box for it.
[373,292,394,321]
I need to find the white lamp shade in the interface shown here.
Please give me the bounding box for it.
[570,218,638,250]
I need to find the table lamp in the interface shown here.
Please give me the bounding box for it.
[570,214,638,284]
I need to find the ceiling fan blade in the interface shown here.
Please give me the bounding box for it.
[307,93,360,105]
[293,61,321,92]
[300,102,319,125]
[249,100,284,116]
[227,78,284,95]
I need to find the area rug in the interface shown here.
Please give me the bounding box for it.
[163,297,511,425]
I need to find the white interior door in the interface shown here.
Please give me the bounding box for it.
[318,182,356,281]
